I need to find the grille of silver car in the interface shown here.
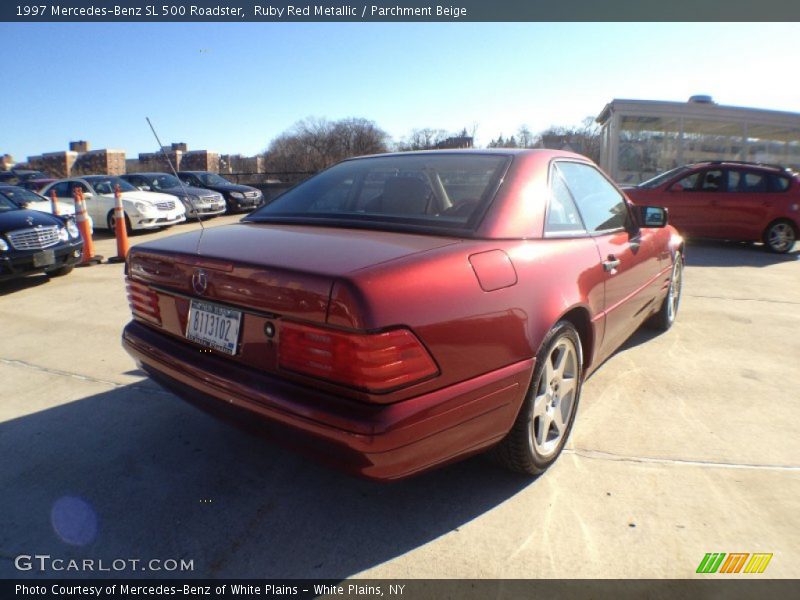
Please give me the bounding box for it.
[7,226,61,250]
[156,201,176,211]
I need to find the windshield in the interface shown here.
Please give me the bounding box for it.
[85,176,137,194]
[146,174,182,190]
[0,195,19,211]
[638,166,691,189]
[244,153,509,232]
[0,186,46,205]
[198,173,232,186]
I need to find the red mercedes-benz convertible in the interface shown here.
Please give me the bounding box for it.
[122,149,684,480]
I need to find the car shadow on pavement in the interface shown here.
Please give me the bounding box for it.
[685,239,799,267]
[0,383,532,579]
[0,274,51,296]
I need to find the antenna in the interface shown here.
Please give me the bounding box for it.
[145,117,205,237]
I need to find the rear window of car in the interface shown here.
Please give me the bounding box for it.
[244,154,510,232]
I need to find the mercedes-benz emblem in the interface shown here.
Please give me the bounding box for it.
[25,216,34,226]
[192,269,208,296]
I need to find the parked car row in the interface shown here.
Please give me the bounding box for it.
[28,171,264,234]
[0,169,266,283]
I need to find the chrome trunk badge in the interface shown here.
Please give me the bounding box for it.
[192,269,208,296]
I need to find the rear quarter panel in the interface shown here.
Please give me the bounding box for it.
[327,236,606,407]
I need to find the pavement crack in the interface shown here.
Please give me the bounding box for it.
[686,294,800,306]
[0,357,172,397]
[565,448,800,472]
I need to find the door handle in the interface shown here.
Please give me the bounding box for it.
[602,255,621,272]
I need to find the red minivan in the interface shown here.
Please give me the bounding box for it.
[625,161,799,253]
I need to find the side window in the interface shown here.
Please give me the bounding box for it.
[727,170,742,192]
[674,171,701,191]
[555,162,629,233]
[770,174,791,192]
[52,182,71,198]
[699,169,723,192]
[545,168,586,235]
[742,170,767,193]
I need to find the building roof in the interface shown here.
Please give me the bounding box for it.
[597,98,800,127]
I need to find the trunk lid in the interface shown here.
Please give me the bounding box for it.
[127,223,460,377]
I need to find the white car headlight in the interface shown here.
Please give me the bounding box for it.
[230,192,244,199]
[134,201,153,214]
[0,238,8,252]
[66,219,80,239]
[58,227,69,242]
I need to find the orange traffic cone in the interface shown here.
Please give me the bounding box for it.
[108,184,130,263]
[73,187,102,266]
[50,190,60,216]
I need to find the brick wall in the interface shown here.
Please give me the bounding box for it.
[27,152,78,178]
[72,149,126,176]
[181,150,219,172]
[133,151,183,173]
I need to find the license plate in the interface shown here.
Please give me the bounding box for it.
[186,300,242,355]
[33,250,55,267]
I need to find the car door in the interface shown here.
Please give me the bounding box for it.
[69,180,103,226]
[555,161,663,353]
[661,168,723,237]
[714,168,772,240]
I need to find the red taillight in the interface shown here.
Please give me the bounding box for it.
[279,322,438,393]
[126,279,161,326]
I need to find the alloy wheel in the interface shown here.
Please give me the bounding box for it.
[530,337,579,457]
[767,222,796,253]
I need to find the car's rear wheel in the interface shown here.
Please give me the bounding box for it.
[648,251,683,331]
[763,220,797,254]
[491,321,583,475]
[107,210,132,235]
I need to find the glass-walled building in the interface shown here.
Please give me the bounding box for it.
[597,97,800,184]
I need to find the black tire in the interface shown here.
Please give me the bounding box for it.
[107,210,133,236]
[46,265,74,278]
[490,321,583,475]
[647,251,683,332]
[763,219,797,254]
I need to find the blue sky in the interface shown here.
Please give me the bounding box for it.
[1,22,798,162]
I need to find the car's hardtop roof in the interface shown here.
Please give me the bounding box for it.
[686,160,793,173]
[341,148,587,161]
[177,170,214,174]
[124,172,174,177]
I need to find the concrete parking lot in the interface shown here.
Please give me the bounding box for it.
[1,216,798,579]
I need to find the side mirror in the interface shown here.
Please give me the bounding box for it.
[137,185,150,191]
[669,183,684,192]
[83,192,93,199]
[639,206,668,228]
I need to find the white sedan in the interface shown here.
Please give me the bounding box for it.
[41,176,186,232]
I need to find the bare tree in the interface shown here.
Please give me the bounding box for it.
[264,117,389,172]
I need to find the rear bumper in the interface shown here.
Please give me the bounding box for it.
[122,320,533,480]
